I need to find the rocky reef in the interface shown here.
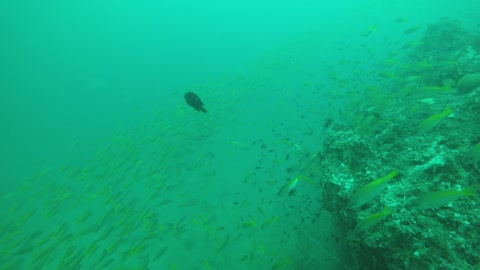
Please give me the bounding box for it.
[316,19,480,269]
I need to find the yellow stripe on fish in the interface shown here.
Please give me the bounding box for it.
[277,178,300,196]
[412,185,478,210]
[355,207,393,232]
[277,175,316,196]
[415,107,451,134]
[350,170,399,209]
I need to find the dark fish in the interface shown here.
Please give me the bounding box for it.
[184,92,207,113]
[324,118,332,129]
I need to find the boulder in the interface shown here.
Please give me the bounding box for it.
[457,73,480,93]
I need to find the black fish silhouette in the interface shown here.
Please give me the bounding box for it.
[184,92,207,113]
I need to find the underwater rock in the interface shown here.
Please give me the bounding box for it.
[457,73,480,93]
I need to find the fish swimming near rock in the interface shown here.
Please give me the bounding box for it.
[355,207,393,232]
[415,107,451,134]
[349,170,399,209]
[412,186,478,210]
[184,92,207,113]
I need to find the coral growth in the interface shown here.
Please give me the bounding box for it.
[316,19,480,270]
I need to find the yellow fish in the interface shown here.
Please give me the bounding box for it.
[277,177,299,196]
[415,107,451,134]
[355,207,393,232]
[215,235,230,252]
[413,186,477,209]
[350,171,399,209]
[361,24,377,37]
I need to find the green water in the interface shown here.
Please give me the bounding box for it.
[1,0,479,269]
